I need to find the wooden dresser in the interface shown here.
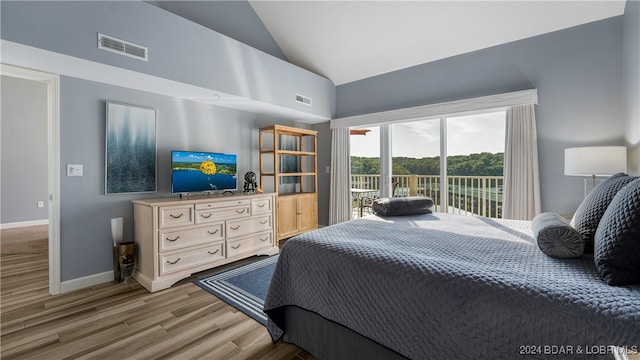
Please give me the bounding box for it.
[132,193,278,292]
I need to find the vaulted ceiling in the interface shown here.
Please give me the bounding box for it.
[150,1,627,86]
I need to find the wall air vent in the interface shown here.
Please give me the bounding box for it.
[295,94,312,106]
[98,33,148,61]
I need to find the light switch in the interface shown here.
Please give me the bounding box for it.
[67,164,83,176]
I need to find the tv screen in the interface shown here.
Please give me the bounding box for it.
[171,150,237,194]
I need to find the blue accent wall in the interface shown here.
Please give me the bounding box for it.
[58,76,302,281]
[334,17,625,215]
[147,0,289,62]
[1,1,334,120]
[0,1,332,282]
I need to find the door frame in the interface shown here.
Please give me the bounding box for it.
[2,64,61,294]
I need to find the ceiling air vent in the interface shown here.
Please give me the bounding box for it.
[295,94,312,106]
[98,33,148,61]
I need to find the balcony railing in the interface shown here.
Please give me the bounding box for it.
[351,174,503,218]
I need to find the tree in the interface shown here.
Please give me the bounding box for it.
[351,152,503,176]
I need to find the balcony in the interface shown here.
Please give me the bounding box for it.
[351,174,503,219]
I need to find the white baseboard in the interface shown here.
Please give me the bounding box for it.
[0,219,49,229]
[60,271,114,293]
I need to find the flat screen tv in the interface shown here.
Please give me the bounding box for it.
[171,150,237,194]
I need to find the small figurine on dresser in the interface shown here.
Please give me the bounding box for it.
[243,171,258,194]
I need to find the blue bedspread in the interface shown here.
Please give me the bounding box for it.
[264,213,640,360]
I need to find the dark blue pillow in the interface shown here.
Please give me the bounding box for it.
[594,178,640,286]
[571,173,636,253]
[372,197,433,216]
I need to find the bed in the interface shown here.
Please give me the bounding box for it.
[263,212,640,360]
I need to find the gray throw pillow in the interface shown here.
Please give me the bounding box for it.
[594,179,640,286]
[372,197,433,216]
[570,173,636,254]
[532,212,584,258]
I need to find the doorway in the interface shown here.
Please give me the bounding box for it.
[1,64,61,294]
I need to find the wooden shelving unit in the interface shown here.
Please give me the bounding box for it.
[259,124,318,242]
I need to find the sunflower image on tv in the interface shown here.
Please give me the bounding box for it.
[199,160,217,175]
[171,151,237,194]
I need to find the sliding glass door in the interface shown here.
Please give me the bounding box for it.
[350,126,380,218]
[349,109,506,218]
[446,111,505,217]
[390,118,442,210]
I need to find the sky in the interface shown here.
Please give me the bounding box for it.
[350,111,506,158]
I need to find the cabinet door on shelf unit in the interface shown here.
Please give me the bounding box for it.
[277,195,299,239]
[297,194,318,232]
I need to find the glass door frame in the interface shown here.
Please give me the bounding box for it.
[376,107,506,213]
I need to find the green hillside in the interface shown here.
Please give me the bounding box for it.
[351,152,504,176]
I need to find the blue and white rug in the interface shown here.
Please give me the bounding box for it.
[194,254,279,325]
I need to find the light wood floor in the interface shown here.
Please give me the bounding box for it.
[0,253,314,359]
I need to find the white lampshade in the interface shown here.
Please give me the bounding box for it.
[564,146,627,176]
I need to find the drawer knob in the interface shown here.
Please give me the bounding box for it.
[169,213,184,219]
[207,229,219,235]
[259,220,268,225]
[166,258,181,265]
[231,244,241,249]
[166,235,181,242]
[235,209,246,214]
[260,237,269,242]
[230,225,240,230]
[257,203,266,208]
[208,249,220,255]
[200,213,213,219]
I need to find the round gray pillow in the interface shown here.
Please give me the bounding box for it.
[532,212,584,258]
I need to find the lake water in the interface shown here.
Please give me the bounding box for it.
[172,169,237,193]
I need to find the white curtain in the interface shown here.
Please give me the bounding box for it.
[502,104,541,220]
[329,127,352,225]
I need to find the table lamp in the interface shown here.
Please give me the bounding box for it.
[564,146,627,197]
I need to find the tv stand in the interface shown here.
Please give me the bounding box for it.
[222,190,234,195]
[132,192,277,292]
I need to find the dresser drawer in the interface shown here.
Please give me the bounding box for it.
[226,215,272,239]
[159,223,224,252]
[251,197,272,215]
[227,231,273,258]
[195,199,250,211]
[159,243,225,276]
[195,205,250,223]
[159,205,194,229]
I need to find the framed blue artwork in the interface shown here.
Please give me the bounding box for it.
[105,101,157,194]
